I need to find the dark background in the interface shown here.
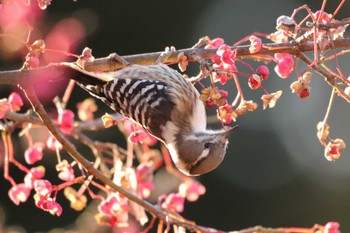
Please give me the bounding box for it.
[1,0,350,232]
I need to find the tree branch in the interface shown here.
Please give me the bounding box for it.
[83,38,350,72]
[1,38,350,85]
[4,111,43,125]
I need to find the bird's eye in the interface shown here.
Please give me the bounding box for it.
[204,142,213,149]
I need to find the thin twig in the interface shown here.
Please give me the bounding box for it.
[319,88,336,146]
[297,52,350,103]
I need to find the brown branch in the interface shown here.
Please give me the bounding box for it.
[235,226,289,233]
[0,66,59,85]
[82,38,350,72]
[2,38,350,85]
[4,111,43,125]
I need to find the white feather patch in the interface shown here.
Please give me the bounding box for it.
[189,98,207,132]
[162,121,178,144]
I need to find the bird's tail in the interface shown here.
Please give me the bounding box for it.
[58,62,116,97]
[60,62,113,86]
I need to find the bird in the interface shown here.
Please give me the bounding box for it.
[62,62,235,176]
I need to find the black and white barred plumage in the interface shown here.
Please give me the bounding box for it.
[64,63,234,175]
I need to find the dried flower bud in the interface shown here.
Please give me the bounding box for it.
[30,39,46,56]
[302,72,312,83]
[101,113,116,128]
[200,88,211,101]
[276,15,296,35]
[77,47,95,67]
[234,106,247,116]
[231,107,246,121]
[231,111,239,122]
[241,100,258,111]
[249,36,262,54]
[261,90,283,109]
[290,75,311,99]
[64,187,87,211]
[324,138,346,161]
[177,52,188,72]
[345,86,350,96]
[217,104,233,124]
[56,160,75,181]
[317,122,330,141]
[38,0,52,10]
[77,98,98,122]
[202,87,228,106]
[269,31,289,43]
[290,81,302,93]
[334,139,346,151]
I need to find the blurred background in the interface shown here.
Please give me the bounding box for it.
[1,0,350,232]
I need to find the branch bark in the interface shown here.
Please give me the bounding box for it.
[83,38,350,71]
[2,38,350,85]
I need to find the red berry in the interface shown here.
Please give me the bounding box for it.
[26,56,40,68]
[256,65,269,80]
[299,88,310,98]
[248,74,261,90]
[219,89,228,97]
[205,100,214,108]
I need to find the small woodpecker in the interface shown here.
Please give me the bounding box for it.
[63,63,235,176]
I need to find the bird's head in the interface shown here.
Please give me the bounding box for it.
[167,126,237,176]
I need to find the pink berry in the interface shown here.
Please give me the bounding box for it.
[8,183,31,205]
[8,92,23,111]
[205,100,214,108]
[58,110,74,134]
[299,88,310,99]
[248,74,261,90]
[256,65,269,80]
[24,143,45,165]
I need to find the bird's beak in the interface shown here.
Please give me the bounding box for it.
[222,125,238,138]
